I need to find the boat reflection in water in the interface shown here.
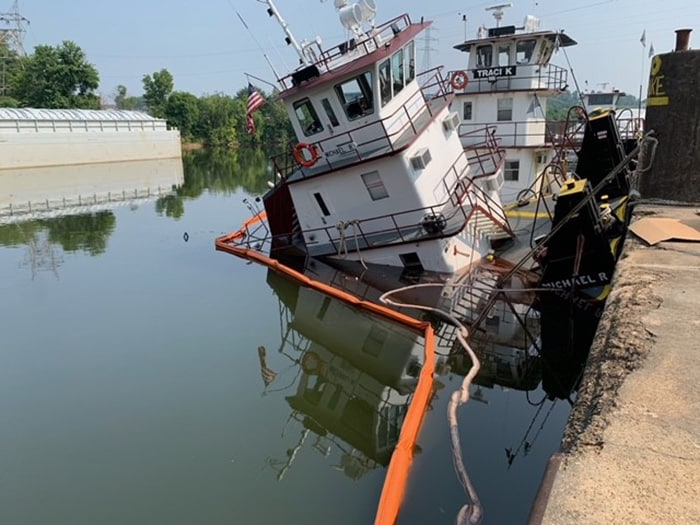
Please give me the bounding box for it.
[256,253,591,488]
[262,268,431,480]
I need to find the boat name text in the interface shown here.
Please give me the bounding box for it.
[540,272,609,289]
[324,141,357,158]
[473,66,517,79]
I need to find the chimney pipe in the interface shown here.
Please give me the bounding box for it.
[675,28,692,51]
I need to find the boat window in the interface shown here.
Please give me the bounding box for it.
[379,59,392,107]
[293,98,323,136]
[587,93,615,106]
[335,71,375,120]
[463,101,473,120]
[505,159,520,181]
[497,97,513,121]
[313,192,331,216]
[516,39,537,64]
[405,41,415,83]
[321,98,339,127]
[361,171,389,201]
[391,50,405,96]
[476,44,493,68]
[362,325,388,357]
[498,44,511,66]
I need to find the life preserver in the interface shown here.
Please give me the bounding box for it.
[450,70,469,90]
[301,351,323,375]
[293,142,319,168]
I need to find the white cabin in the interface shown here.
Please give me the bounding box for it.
[262,6,513,275]
[449,9,576,203]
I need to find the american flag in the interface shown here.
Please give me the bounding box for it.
[246,83,265,134]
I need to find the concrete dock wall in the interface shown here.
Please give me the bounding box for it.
[532,205,700,524]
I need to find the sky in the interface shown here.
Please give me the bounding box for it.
[8,0,700,102]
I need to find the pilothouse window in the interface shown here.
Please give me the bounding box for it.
[294,98,323,136]
[516,39,536,64]
[498,44,511,66]
[405,41,415,83]
[335,71,374,120]
[476,45,493,68]
[391,50,405,96]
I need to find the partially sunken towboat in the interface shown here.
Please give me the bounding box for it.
[242,0,515,277]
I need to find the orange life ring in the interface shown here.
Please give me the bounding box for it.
[293,142,319,168]
[301,351,323,375]
[450,70,469,91]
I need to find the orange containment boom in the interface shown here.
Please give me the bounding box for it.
[215,212,436,524]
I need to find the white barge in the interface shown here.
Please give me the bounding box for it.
[0,107,182,171]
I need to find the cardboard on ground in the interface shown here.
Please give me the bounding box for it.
[629,217,700,245]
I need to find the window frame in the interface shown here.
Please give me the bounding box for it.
[293,98,324,137]
[334,71,375,121]
[476,44,493,68]
[361,170,390,201]
[504,159,520,181]
[462,101,473,121]
[497,97,513,121]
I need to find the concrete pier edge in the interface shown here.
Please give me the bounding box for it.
[529,202,700,525]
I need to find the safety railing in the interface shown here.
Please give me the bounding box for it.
[276,14,414,90]
[270,67,454,183]
[446,63,568,94]
[459,120,552,148]
[460,127,506,182]
[0,118,168,133]
[295,154,512,256]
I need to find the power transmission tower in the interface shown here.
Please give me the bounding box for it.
[419,25,438,73]
[0,0,30,95]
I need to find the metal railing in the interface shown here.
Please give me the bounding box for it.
[295,149,512,256]
[277,14,414,90]
[0,118,168,133]
[460,120,552,148]
[447,63,568,94]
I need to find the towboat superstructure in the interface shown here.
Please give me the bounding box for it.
[449,4,577,203]
[260,0,514,275]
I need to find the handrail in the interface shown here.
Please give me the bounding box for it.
[277,14,413,90]
[271,67,454,183]
[460,119,554,148]
[446,63,568,94]
[295,161,512,255]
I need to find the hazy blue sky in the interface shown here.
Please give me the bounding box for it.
[10,0,700,101]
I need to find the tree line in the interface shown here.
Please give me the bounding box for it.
[0,39,293,149]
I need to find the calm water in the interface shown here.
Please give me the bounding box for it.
[0,150,572,525]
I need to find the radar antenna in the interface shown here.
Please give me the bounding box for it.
[485,3,513,27]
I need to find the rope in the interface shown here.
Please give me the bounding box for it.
[380,283,483,525]
[336,220,368,270]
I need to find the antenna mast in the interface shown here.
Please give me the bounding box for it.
[259,0,311,66]
[0,0,30,96]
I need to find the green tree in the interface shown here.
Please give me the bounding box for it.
[11,41,100,109]
[114,84,142,110]
[195,94,239,148]
[165,91,200,140]
[142,69,174,118]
